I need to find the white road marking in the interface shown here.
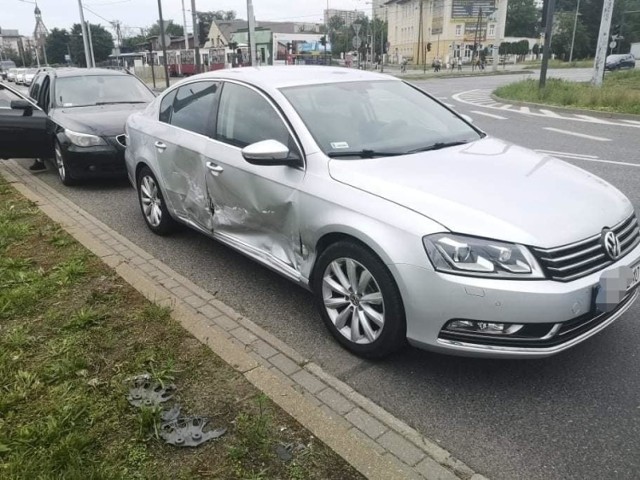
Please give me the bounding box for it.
[444,103,455,108]
[536,149,598,159]
[470,110,508,120]
[452,89,640,128]
[535,150,640,168]
[543,127,611,142]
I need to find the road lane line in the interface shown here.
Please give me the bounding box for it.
[621,119,640,126]
[540,109,562,118]
[535,151,640,168]
[444,103,455,107]
[543,127,611,142]
[470,110,508,120]
[536,149,598,159]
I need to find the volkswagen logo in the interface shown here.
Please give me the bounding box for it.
[602,229,621,260]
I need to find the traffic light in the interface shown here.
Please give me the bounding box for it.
[320,36,326,46]
[611,24,621,38]
[427,42,432,52]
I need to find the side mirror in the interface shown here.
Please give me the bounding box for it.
[460,114,473,124]
[241,139,301,167]
[11,100,34,116]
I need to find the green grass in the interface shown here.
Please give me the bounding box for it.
[0,176,363,480]
[494,69,640,115]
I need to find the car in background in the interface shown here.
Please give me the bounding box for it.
[6,68,18,82]
[605,53,636,70]
[0,60,17,80]
[23,68,38,86]
[15,68,27,84]
[122,67,640,359]
[0,68,155,185]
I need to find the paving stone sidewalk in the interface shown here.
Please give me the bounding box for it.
[0,160,488,480]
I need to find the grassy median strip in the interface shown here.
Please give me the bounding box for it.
[494,70,640,115]
[0,176,363,480]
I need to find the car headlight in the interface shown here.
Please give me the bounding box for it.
[64,129,107,147]
[423,233,545,279]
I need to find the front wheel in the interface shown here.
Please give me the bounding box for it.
[55,141,76,186]
[136,166,177,236]
[313,241,406,358]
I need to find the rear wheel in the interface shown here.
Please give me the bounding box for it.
[137,166,177,236]
[313,241,406,358]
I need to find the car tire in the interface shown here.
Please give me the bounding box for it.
[54,141,77,186]
[312,240,406,358]
[136,166,177,236]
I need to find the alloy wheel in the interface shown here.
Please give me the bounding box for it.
[140,175,163,227]
[322,258,385,344]
[55,144,66,181]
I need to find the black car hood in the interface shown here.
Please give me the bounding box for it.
[51,103,148,137]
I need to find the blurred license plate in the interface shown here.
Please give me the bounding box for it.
[595,264,639,313]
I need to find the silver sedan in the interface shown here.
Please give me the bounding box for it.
[124,67,640,359]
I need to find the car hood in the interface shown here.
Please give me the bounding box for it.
[51,103,148,137]
[328,137,633,248]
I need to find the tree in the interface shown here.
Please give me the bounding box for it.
[505,0,539,37]
[45,28,71,64]
[147,20,183,38]
[551,12,590,59]
[69,23,114,66]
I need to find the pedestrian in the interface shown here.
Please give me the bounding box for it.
[29,158,46,171]
[457,57,462,71]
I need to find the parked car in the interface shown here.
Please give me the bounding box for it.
[15,68,27,84]
[0,68,155,184]
[23,68,38,86]
[605,53,636,70]
[6,68,18,82]
[0,60,17,80]
[131,68,636,358]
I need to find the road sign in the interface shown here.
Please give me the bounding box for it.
[352,36,362,49]
[609,41,617,49]
[353,24,361,36]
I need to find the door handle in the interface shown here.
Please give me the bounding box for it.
[206,161,224,176]
[154,141,167,151]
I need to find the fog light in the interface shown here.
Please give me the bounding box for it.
[446,320,524,335]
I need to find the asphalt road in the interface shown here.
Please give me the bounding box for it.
[9,69,640,479]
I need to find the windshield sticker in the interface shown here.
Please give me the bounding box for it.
[330,142,349,149]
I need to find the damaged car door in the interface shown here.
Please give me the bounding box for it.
[154,81,220,232]
[204,81,306,280]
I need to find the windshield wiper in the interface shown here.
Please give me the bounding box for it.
[407,141,469,154]
[94,101,147,105]
[327,149,406,159]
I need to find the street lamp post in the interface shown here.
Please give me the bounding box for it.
[77,0,92,68]
[568,0,581,63]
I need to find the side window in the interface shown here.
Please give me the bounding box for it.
[169,81,218,136]
[38,75,51,112]
[159,89,177,124]
[29,74,42,102]
[216,82,293,150]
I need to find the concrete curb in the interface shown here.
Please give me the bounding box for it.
[0,160,488,480]
[391,69,532,81]
[490,93,640,121]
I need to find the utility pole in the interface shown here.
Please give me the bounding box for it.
[591,0,615,86]
[247,0,257,66]
[77,0,92,68]
[417,0,424,66]
[191,0,201,73]
[539,0,556,88]
[181,0,189,49]
[86,21,96,67]
[568,0,581,62]
[157,0,170,88]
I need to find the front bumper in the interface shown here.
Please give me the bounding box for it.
[61,136,126,179]
[391,241,640,358]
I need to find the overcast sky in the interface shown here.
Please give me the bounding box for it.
[4,0,372,38]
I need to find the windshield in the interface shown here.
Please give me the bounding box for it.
[54,74,155,107]
[281,80,482,158]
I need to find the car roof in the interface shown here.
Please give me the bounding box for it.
[51,67,131,78]
[181,66,400,90]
